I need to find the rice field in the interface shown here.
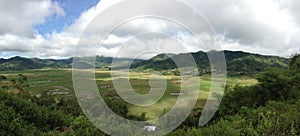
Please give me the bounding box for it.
[0,69,257,119]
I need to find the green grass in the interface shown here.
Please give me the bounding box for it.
[0,69,257,119]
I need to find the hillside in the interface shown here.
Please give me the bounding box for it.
[0,56,141,71]
[0,51,289,74]
[131,50,289,75]
[0,56,72,70]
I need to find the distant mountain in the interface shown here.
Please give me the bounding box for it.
[0,56,142,71]
[0,51,289,75]
[131,50,289,75]
[0,56,72,70]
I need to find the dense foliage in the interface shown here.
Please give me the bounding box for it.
[0,88,146,135]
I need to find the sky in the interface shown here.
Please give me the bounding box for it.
[0,0,299,59]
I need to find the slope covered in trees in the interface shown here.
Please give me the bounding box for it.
[0,56,142,71]
[131,50,289,75]
[0,51,288,75]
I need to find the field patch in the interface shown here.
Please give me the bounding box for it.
[0,69,257,119]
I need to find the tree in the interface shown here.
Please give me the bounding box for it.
[15,74,29,91]
[289,54,300,99]
[256,68,293,101]
[70,115,103,135]
[290,54,300,72]
[0,75,7,87]
[10,79,16,87]
[104,95,128,117]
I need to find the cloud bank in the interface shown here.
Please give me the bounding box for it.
[0,0,299,59]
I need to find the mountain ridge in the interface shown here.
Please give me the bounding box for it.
[0,51,290,75]
[130,50,289,75]
[0,56,141,71]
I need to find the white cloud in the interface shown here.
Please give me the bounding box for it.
[0,0,65,38]
[185,0,299,57]
[102,35,130,45]
[0,0,299,59]
[63,0,300,58]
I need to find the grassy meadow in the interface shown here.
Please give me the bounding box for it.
[0,68,257,119]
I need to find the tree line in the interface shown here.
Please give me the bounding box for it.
[0,74,29,91]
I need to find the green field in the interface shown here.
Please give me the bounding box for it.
[0,69,257,119]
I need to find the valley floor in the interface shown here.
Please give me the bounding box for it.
[0,68,257,119]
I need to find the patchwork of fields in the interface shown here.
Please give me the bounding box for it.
[0,69,257,119]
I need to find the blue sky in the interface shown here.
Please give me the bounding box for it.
[35,0,99,36]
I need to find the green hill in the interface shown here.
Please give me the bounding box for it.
[0,51,289,74]
[0,56,142,71]
[0,56,72,70]
[131,50,289,75]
